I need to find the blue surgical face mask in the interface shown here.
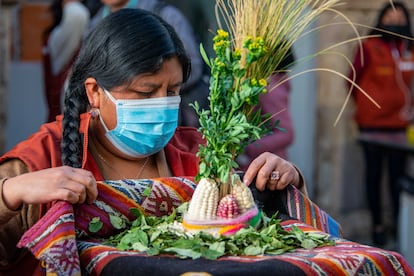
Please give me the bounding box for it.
[100,89,181,157]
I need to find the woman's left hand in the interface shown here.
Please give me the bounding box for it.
[242,152,301,191]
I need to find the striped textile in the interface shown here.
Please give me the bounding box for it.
[17,177,413,275]
[286,185,343,238]
[17,201,80,275]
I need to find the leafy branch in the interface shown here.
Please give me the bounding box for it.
[193,30,273,184]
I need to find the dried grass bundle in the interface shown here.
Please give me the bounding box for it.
[215,0,342,80]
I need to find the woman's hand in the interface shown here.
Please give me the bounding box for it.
[2,166,98,210]
[243,152,301,191]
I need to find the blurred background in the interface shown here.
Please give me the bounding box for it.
[1,0,414,259]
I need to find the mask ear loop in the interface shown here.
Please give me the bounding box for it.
[103,88,118,103]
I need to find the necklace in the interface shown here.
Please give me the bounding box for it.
[96,152,150,180]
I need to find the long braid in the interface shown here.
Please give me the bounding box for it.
[61,72,89,168]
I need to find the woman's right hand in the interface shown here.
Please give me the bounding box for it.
[2,166,98,210]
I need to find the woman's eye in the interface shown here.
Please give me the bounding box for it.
[133,91,153,98]
[167,90,180,96]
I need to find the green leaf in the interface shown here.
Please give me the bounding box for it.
[88,217,103,233]
[132,242,149,252]
[147,246,160,256]
[130,207,141,216]
[143,186,152,197]
[225,241,240,254]
[164,247,202,259]
[170,238,199,249]
[202,248,225,260]
[199,162,207,174]
[150,230,161,243]
[136,229,149,246]
[209,241,226,255]
[166,208,177,223]
[301,238,317,249]
[244,245,263,255]
[200,43,211,67]
[110,214,126,230]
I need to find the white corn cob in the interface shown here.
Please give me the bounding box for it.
[187,178,219,220]
[231,178,255,213]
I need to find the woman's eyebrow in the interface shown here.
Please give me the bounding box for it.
[128,81,183,93]
[170,81,183,88]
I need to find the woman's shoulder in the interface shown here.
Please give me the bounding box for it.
[0,121,63,170]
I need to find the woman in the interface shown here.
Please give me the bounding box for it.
[0,9,303,274]
[350,1,414,246]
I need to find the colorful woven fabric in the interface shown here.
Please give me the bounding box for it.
[17,177,413,275]
[17,201,80,275]
[18,177,196,275]
[286,185,343,238]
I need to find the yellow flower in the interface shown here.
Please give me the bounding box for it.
[213,29,229,44]
[213,40,226,51]
[248,37,266,54]
[259,79,267,87]
[213,58,226,69]
[217,29,229,39]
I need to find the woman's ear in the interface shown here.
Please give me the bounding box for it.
[84,77,101,108]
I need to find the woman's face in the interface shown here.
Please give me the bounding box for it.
[382,7,407,26]
[85,56,183,157]
[99,57,183,131]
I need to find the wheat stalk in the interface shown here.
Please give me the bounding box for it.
[215,0,343,80]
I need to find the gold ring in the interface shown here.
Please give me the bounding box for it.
[270,170,280,181]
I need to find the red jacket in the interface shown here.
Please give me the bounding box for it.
[0,113,205,275]
[350,37,414,129]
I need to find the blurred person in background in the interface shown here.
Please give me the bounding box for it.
[349,1,414,247]
[42,0,90,122]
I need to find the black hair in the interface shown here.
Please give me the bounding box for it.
[61,8,191,168]
[369,1,413,47]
